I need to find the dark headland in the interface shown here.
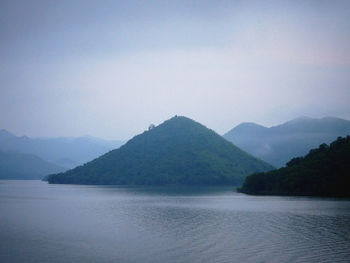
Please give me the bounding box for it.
[47,116,273,185]
[238,136,350,197]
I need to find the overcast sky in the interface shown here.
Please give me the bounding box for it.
[1,0,350,140]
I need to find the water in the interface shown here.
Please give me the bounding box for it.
[1,180,349,263]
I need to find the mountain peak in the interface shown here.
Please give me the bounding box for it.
[273,116,350,132]
[224,116,350,167]
[160,115,200,127]
[288,116,313,122]
[234,122,267,130]
[223,122,267,140]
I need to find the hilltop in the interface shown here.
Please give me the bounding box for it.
[48,116,273,185]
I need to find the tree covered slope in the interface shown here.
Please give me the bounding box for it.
[238,136,350,197]
[48,116,273,185]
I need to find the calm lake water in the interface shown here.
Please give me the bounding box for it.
[0,180,349,263]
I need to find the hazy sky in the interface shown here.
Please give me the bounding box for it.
[1,0,350,140]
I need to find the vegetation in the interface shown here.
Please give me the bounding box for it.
[238,136,350,197]
[48,116,273,185]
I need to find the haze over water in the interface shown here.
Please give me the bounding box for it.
[1,180,349,263]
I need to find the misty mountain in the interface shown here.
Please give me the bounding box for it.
[238,136,350,197]
[223,117,350,167]
[0,130,124,168]
[0,150,66,180]
[48,116,273,185]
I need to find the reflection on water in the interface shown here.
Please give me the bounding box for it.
[1,180,349,263]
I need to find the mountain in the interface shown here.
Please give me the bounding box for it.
[238,136,350,197]
[0,150,66,180]
[223,117,350,167]
[0,130,124,168]
[47,116,273,185]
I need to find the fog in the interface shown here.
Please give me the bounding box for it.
[1,0,349,140]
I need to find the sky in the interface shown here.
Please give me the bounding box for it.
[1,0,350,140]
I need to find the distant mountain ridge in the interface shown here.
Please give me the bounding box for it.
[223,117,350,167]
[0,150,65,180]
[48,116,273,185]
[0,130,124,168]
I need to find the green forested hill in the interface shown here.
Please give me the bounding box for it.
[238,136,350,197]
[48,116,273,185]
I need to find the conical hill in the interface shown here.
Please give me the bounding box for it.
[48,116,273,185]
